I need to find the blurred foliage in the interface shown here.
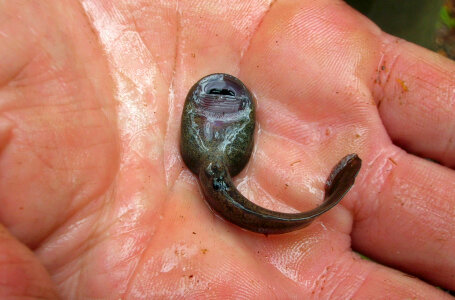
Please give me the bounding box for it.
[436,2,455,58]
[345,0,445,51]
[440,5,455,28]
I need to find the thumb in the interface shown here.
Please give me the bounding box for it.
[0,224,57,298]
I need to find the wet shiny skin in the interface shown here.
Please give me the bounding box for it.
[180,73,362,234]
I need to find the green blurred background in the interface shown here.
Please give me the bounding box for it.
[345,0,455,58]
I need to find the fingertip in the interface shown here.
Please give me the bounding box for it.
[325,153,362,196]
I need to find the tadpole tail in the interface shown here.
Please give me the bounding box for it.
[198,154,362,234]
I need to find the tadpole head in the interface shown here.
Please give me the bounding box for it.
[181,74,256,177]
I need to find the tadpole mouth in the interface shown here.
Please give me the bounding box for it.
[202,74,245,98]
[194,73,251,114]
[208,88,235,96]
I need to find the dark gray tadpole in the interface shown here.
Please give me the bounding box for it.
[180,73,362,234]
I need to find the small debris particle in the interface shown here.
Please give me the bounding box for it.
[388,157,398,165]
[192,232,197,235]
[290,160,301,166]
[189,274,194,279]
[396,78,408,92]
[201,248,208,254]
[381,65,386,71]
[191,53,196,58]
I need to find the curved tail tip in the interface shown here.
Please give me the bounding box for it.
[325,153,362,196]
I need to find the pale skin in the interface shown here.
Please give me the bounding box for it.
[0,0,454,298]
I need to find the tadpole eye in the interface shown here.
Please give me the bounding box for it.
[208,88,235,96]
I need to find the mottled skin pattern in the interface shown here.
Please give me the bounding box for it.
[181,73,255,177]
[180,73,362,234]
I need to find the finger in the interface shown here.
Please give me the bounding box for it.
[240,218,450,299]
[350,146,455,290]
[0,224,57,298]
[371,34,455,168]
[331,254,452,299]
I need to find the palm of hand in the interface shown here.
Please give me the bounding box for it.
[0,1,454,298]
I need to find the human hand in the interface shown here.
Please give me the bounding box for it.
[0,0,453,298]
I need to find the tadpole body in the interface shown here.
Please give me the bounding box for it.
[180,73,362,234]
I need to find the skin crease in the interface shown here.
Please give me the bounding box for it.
[0,0,454,299]
[181,73,362,234]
